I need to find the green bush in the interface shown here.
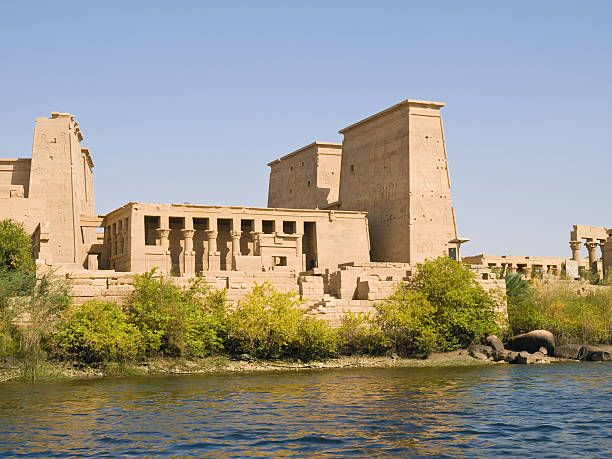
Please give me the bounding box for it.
[0,219,35,272]
[55,301,145,362]
[225,283,337,361]
[292,316,338,361]
[409,257,502,350]
[337,312,388,356]
[375,288,438,355]
[2,271,72,379]
[515,281,612,344]
[505,272,545,334]
[128,270,226,358]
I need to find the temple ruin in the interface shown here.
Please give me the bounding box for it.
[21,100,612,320]
[464,224,612,280]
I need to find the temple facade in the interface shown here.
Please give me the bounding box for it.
[267,100,465,265]
[102,202,369,275]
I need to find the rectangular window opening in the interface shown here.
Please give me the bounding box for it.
[274,256,287,266]
[144,216,160,246]
[193,218,208,231]
[241,219,254,232]
[262,220,275,234]
[283,221,296,234]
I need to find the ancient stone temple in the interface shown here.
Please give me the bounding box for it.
[0,113,98,268]
[1,101,507,322]
[267,100,465,264]
[102,202,369,275]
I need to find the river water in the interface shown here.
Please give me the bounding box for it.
[0,362,610,457]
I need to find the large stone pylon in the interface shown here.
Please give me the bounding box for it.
[337,99,459,264]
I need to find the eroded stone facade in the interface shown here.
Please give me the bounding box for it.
[267,100,463,264]
[2,103,508,323]
[0,113,98,268]
[102,202,369,275]
[268,142,342,210]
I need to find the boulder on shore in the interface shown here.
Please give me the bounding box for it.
[579,345,612,362]
[486,335,504,352]
[508,330,555,355]
[468,344,494,360]
[554,344,582,360]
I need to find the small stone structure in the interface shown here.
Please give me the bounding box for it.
[268,142,342,210]
[462,254,582,279]
[569,225,611,276]
[464,223,612,280]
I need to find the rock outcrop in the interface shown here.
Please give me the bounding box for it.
[578,345,612,361]
[486,335,504,353]
[468,344,550,364]
[508,330,555,355]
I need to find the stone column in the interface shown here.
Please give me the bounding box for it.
[295,233,304,270]
[205,229,220,271]
[569,241,582,261]
[156,228,171,274]
[206,229,218,253]
[586,241,599,271]
[250,231,263,256]
[230,230,242,270]
[181,228,195,276]
[231,230,242,255]
[520,265,531,279]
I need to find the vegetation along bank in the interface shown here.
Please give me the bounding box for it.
[1,218,611,381]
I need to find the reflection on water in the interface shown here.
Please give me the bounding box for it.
[0,363,611,457]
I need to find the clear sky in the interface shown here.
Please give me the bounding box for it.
[1,1,610,258]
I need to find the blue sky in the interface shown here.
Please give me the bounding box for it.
[1,1,610,258]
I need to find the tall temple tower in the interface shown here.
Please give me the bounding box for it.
[337,99,460,264]
[0,113,97,266]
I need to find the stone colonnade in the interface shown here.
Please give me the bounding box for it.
[494,262,560,280]
[569,238,606,272]
[152,215,305,276]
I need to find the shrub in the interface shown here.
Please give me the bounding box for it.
[0,219,35,272]
[225,283,302,359]
[3,271,72,379]
[337,312,388,356]
[505,272,545,335]
[375,288,438,356]
[225,283,337,361]
[55,301,145,362]
[526,282,611,344]
[373,257,502,355]
[408,257,502,350]
[292,316,338,361]
[128,270,226,358]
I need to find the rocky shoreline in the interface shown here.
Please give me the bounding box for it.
[2,331,611,383]
[468,330,612,364]
[0,352,490,383]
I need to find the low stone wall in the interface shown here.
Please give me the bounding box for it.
[54,262,509,326]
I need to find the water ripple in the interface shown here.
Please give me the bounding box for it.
[0,362,611,457]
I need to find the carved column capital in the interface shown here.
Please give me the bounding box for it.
[250,231,263,241]
[204,229,218,239]
[569,240,582,261]
[156,228,170,239]
[230,230,242,239]
[181,228,195,239]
